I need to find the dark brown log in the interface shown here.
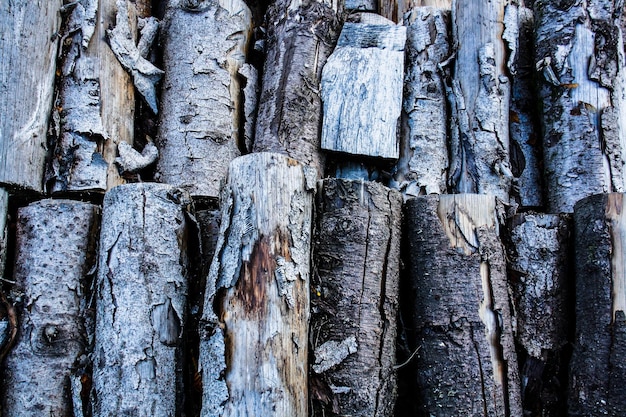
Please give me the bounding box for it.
[403,194,522,416]
[1,200,99,416]
[569,193,626,416]
[310,179,402,417]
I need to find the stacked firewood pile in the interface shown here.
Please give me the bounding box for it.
[1,0,626,416]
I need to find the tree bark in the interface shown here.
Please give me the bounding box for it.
[199,152,314,417]
[403,194,522,416]
[447,0,513,200]
[0,0,62,192]
[321,15,406,160]
[310,179,402,417]
[92,183,191,417]
[0,189,8,280]
[378,0,451,23]
[1,200,99,416]
[155,0,252,199]
[506,212,572,416]
[392,6,450,198]
[253,0,341,177]
[569,193,626,416]
[535,0,626,213]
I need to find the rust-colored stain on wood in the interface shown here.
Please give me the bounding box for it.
[236,236,273,315]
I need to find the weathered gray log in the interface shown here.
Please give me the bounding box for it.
[0,189,10,361]
[253,0,340,177]
[379,0,450,23]
[447,0,513,200]
[535,1,626,213]
[1,200,99,416]
[92,183,191,416]
[0,1,62,192]
[310,179,401,416]
[155,0,252,198]
[321,15,406,160]
[569,193,626,416]
[404,194,522,416]
[507,212,572,416]
[199,153,314,417]
[346,0,376,12]
[392,7,450,198]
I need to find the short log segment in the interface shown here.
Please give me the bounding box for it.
[447,0,513,200]
[404,194,522,416]
[321,15,406,160]
[507,213,572,416]
[310,179,402,416]
[253,0,341,177]
[535,1,626,213]
[569,193,626,415]
[156,0,252,198]
[392,7,450,198]
[0,0,62,192]
[1,200,99,416]
[92,183,191,416]
[199,153,314,417]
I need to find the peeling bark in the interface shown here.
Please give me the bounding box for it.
[310,179,402,417]
[1,200,99,416]
[199,153,314,417]
[155,0,252,199]
[92,183,191,417]
[403,194,522,416]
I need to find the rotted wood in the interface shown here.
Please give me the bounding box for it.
[569,193,626,415]
[199,153,314,417]
[392,6,450,198]
[92,183,191,416]
[535,1,626,213]
[310,179,402,417]
[321,15,406,160]
[447,0,514,201]
[403,194,522,416]
[0,0,62,192]
[506,212,572,416]
[155,0,252,199]
[1,200,99,416]
[253,0,341,177]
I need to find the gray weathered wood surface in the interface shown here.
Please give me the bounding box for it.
[92,183,191,416]
[1,200,99,416]
[199,153,314,417]
[0,190,8,280]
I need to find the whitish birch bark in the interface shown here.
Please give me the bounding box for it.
[199,153,314,417]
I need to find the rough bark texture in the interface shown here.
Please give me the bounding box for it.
[199,153,314,417]
[392,7,449,198]
[310,179,401,417]
[569,193,626,416]
[507,212,572,416]
[403,194,522,416]
[155,0,252,198]
[1,200,99,416]
[535,0,626,213]
[447,0,513,200]
[321,16,406,160]
[379,0,451,23]
[0,189,8,280]
[0,0,62,192]
[92,183,190,417]
[253,0,341,177]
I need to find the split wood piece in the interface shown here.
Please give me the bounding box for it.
[510,5,543,208]
[535,1,626,213]
[253,0,341,177]
[569,193,626,415]
[447,0,514,201]
[92,183,191,416]
[0,0,62,192]
[392,7,450,198]
[507,212,572,416]
[199,153,314,417]
[155,0,252,199]
[404,194,522,416]
[321,15,406,160]
[310,179,402,417]
[1,200,99,416]
[379,0,451,23]
[0,189,8,279]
